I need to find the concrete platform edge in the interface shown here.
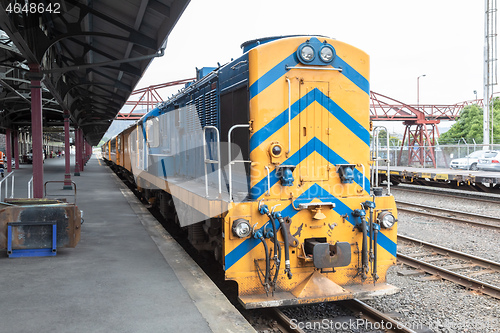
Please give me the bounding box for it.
[114,174,256,333]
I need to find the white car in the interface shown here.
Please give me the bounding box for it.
[477,151,500,172]
[449,150,495,170]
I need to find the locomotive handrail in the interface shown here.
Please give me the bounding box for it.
[371,126,391,195]
[228,124,251,201]
[203,126,222,198]
[285,77,292,155]
[359,162,366,193]
[264,166,271,196]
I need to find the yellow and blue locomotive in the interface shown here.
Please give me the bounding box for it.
[104,35,398,308]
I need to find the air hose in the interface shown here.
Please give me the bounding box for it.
[258,202,292,286]
[362,201,376,275]
[252,224,271,295]
[271,240,282,295]
[353,209,369,280]
[360,215,369,279]
[372,223,380,282]
[268,206,280,272]
[273,210,292,279]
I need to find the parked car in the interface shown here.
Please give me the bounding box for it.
[449,150,494,170]
[477,151,500,172]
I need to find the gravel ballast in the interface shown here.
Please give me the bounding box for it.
[364,186,500,333]
[280,186,500,332]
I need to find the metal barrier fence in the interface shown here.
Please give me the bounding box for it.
[372,144,500,168]
[0,171,15,201]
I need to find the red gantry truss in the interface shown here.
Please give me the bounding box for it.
[116,78,195,120]
[369,91,483,167]
[117,79,485,168]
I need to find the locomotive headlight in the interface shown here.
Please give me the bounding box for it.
[378,211,396,229]
[270,143,283,157]
[299,45,315,62]
[319,45,335,63]
[232,218,251,238]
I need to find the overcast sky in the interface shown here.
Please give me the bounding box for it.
[131,0,487,107]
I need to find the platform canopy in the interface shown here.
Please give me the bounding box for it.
[0,0,190,145]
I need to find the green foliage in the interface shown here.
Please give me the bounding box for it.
[372,129,400,146]
[438,100,500,144]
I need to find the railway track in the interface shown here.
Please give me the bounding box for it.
[268,301,419,333]
[392,184,500,205]
[398,235,500,300]
[342,299,419,333]
[396,200,500,230]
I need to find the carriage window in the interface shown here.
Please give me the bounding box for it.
[146,118,160,147]
[130,131,136,153]
[162,114,171,152]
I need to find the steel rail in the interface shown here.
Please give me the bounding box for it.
[397,253,500,300]
[393,186,500,205]
[396,200,500,230]
[269,308,305,333]
[398,235,500,272]
[343,299,419,333]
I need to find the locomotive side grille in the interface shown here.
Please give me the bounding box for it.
[187,96,201,132]
[200,89,217,128]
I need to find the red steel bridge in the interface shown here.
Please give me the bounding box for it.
[117,79,486,168]
[369,91,485,167]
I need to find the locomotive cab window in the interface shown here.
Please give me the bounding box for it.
[146,118,160,147]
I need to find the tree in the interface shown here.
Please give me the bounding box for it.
[438,99,500,144]
[371,129,400,146]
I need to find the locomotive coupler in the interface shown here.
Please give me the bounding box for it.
[304,239,351,269]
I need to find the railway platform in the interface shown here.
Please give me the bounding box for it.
[0,156,255,333]
[380,166,500,192]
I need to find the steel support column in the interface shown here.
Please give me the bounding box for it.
[13,131,19,169]
[6,129,12,173]
[74,127,80,176]
[29,64,44,198]
[63,111,73,189]
[79,129,84,172]
[399,122,438,168]
[83,139,88,165]
[85,141,91,163]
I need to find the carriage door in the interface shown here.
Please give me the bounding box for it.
[116,135,121,165]
[299,81,330,182]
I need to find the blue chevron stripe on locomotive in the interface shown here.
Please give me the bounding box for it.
[248,37,370,100]
[249,87,370,153]
[250,137,370,199]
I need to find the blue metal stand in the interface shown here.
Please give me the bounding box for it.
[7,222,57,258]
